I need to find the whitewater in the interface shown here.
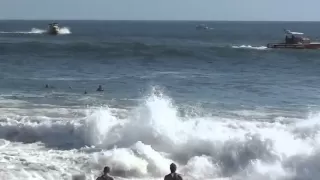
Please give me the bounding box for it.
[0,87,319,180]
[0,27,71,34]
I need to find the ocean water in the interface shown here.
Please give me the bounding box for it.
[1,20,320,180]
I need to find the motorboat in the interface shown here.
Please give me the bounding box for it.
[47,23,60,35]
[267,29,320,49]
[196,24,209,30]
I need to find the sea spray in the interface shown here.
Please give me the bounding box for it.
[1,89,320,179]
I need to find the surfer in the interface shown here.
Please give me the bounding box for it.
[164,163,183,180]
[45,84,54,88]
[96,85,104,92]
[96,166,114,180]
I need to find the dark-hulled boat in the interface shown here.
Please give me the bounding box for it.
[267,29,320,49]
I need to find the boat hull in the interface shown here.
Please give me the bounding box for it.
[47,29,59,35]
[267,43,320,49]
[47,26,59,35]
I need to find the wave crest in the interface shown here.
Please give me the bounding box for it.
[1,88,320,179]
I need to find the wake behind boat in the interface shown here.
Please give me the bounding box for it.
[267,29,320,49]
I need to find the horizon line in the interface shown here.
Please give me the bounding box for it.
[1,19,320,22]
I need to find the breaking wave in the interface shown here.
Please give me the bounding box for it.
[0,87,320,180]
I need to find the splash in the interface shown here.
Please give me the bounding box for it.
[0,89,320,179]
[57,27,72,35]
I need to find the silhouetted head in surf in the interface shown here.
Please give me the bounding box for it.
[164,163,183,180]
[45,84,49,88]
[170,163,177,173]
[96,85,104,92]
[96,166,113,180]
[103,166,110,174]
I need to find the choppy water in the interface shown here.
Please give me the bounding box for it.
[1,20,320,180]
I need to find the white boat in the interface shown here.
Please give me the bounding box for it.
[196,24,209,30]
[47,23,60,35]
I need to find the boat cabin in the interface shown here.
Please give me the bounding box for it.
[48,23,59,27]
[285,31,310,44]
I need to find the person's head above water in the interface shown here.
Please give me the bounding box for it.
[97,85,104,91]
[170,163,177,173]
[103,166,110,174]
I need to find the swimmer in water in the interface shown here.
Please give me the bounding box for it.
[96,166,114,180]
[96,85,104,92]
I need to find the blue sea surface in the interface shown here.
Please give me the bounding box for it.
[1,21,320,180]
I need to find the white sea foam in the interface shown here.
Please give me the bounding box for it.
[0,27,71,35]
[232,45,268,50]
[0,88,320,179]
